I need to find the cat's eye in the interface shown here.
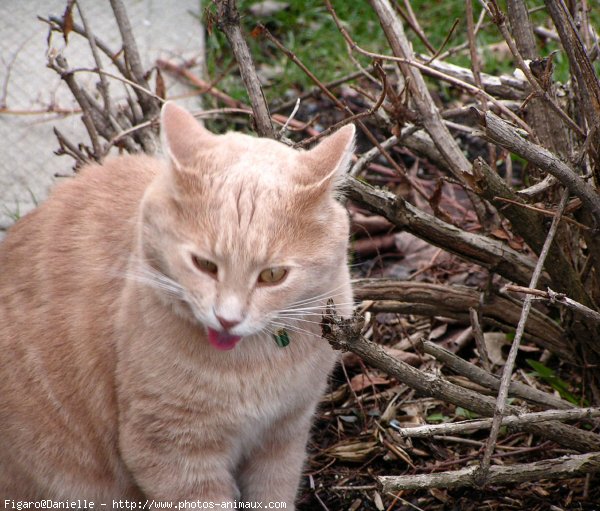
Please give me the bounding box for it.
[258,267,288,285]
[191,255,218,277]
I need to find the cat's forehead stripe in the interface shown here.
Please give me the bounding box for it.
[226,159,290,187]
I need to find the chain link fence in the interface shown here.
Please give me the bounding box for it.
[0,0,204,234]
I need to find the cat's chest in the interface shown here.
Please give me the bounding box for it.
[219,342,335,454]
[118,320,336,430]
[207,340,335,418]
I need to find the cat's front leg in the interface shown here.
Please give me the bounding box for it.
[119,414,239,504]
[239,410,315,510]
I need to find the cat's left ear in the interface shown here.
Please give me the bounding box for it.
[161,101,218,170]
[303,124,356,191]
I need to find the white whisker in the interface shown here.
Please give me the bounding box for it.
[288,282,349,304]
[280,301,358,310]
[121,263,186,299]
[288,284,350,307]
[276,317,325,326]
[277,302,359,315]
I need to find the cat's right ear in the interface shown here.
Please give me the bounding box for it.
[160,102,218,170]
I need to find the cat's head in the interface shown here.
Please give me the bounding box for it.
[138,102,354,351]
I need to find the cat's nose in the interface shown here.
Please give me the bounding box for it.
[216,315,241,331]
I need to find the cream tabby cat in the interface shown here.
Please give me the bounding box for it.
[0,103,354,506]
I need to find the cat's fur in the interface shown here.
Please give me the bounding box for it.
[0,103,354,506]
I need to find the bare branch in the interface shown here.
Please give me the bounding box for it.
[108,0,151,99]
[365,0,472,180]
[469,157,594,310]
[396,407,600,438]
[47,53,103,160]
[42,15,128,77]
[469,307,491,371]
[214,0,274,138]
[544,0,600,134]
[419,56,527,99]
[345,177,539,287]
[421,339,575,409]
[108,0,159,153]
[75,2,112,116]
[353,279,567,357]
[379,451,600,491]
[505,285,600,324]
[157,59,317,134]
[479,189,570,482]
[487,0,585,139]
[477,110,600,226]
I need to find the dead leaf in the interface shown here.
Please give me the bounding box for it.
[349,372,390,392]
[394,231,442,276]
[155,68,166,99]
[326,440,379,462]
[391,415,422,427]
[430,179,443,212]
[532,485,550,497]
[429,179,453,223]
[490,227,510,240]
[428,323,448,340]
[508,238,525,250]
[62,0,76,44]
[429,488,450,503]
[250,25,264,38]
[519,344,540,353]
[373,491,385,511]
[484,332,511,366]
[348,500,362,511]
[321,384,348,404]
[204,7,216,35]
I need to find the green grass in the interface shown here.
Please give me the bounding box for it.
[2,189,37,223]
[205,0,386,104]
[2,203,21,223]
[526,359,588,406]
[203,1,599,107]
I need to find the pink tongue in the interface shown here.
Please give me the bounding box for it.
[207,328,242,351]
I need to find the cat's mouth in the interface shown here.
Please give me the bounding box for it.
[206,328,242,351]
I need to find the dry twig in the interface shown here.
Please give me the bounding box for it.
[321,304,600,453]
[476,110,600,227]
[346,177,539,287]
[396,407,600,438]
[505,285,600,324]
[420,340,574,410]
[213,0,274,138]
[478,189,570,482]
[379,451,600,491]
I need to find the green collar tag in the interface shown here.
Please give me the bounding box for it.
[273,328,290,348]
